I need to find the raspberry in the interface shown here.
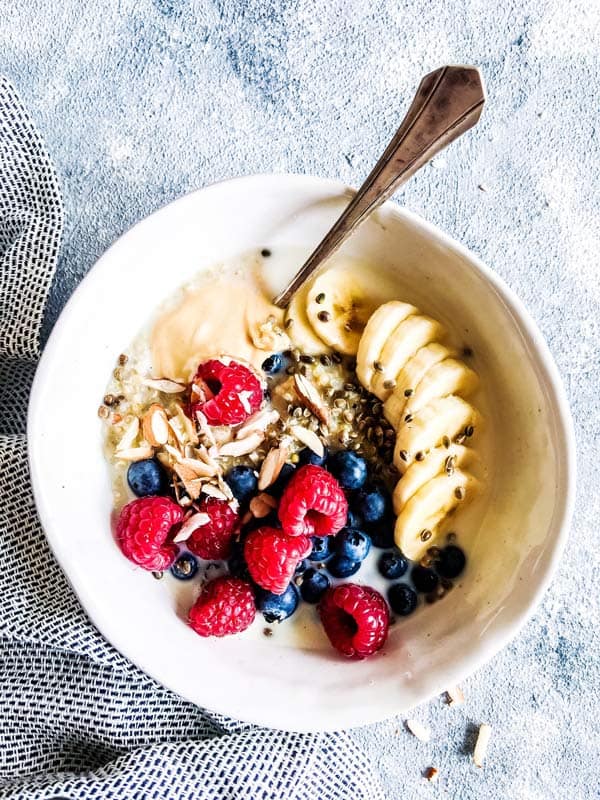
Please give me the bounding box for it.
[191,358,264,426]
[319,583,390,659]
[186,497,240,560]
[244,526,311,595]
[278,465,348,538]
[188,576,256,637]
[116,496,183,571]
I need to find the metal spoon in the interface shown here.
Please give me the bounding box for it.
[274,65,485,308]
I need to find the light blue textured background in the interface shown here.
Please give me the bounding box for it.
[3,1,599,797]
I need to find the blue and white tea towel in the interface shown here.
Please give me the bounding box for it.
[0,76,386,800]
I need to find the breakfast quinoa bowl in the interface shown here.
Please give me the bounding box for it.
[100,250,489,658]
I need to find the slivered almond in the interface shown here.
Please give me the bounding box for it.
[293,373,330,426]
[179,457,218,478]
[174,464,203,499]
[115,445,154,461]
[201,483,228,501]
[169,404,198,446]
[212,425,234,446]
[258,445,289,490]
[141,377,186,393]
[173,512,211,542]
[195,410,217,447]
[405,719,431,742]
[236,408,279,439]
[473,724,491,767]
[195,445,220,470]
[142,404,169,446]
[216,475,236,503]
[116,417,140,451]
[446,685,465,706]
[249,493,278,518]
[290,426,324,458]
[219,432,264,457]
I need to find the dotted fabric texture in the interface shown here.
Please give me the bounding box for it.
[0,77,385,800]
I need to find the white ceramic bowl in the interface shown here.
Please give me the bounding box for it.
[28,174,575,732]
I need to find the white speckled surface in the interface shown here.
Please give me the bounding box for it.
[2,1,599,796]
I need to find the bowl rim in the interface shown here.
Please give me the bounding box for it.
[28,172,576,731]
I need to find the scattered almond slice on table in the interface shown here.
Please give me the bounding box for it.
[473,723,492,767]
[405,719,431,742]
[446,685,465,706]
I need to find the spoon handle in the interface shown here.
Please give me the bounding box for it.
[274,65,486,308]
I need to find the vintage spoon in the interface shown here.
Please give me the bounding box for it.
[274,65,485,308]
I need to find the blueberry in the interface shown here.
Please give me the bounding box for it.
[261,353,283,374]
[346,508,363,529]
[170,553,198,581]
[367,516,395,548]
[225,465,258,506]
[297,445,328,467]
[378,550,408,580]
[411,566,439,594]
[355,484,391,523]
[227,538,252,582]
[327,555,361,578]
[300,568,330,604]
[388,583,418,616]
[127,458,167,497]
[334,527,371,562]
[266,463,296,498]
[308,536,333,562]
[327,451,368,490]
[436,545,466,579]
[255,583,299,623]
[295,558,309,575]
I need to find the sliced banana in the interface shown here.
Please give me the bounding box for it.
[384,342,452,428]
[305,269,380,355]
[356,300,417,392]
[393,395,478,469]
[285,279,330,355]
[394,469,480,560]
[404,358,479,416]
[393,443,475,512]
[370,315,445,401]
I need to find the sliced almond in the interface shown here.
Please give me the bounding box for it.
[219,432,264,457]
[201,483,229,501]
[249,492,278,518]
[169,404,198,446]
[212,425,234,446]
[473,724,491,767]
[293,373,330,427]
[141,377,186,393]
[195,410,217,447]
[258,445,289,490]
[116,417,140,452]
[142,404,169,446]
[164,443,184,462]
[290,426,324,458]
[172,512,211,542]
[446,685,465,706]
[216,475,236,503]
[405,719,431,742]
[179,457,218,478]
[236,408,279,439]
[174,463,204,500]
[115,445,154,462]
[195,445,220,470]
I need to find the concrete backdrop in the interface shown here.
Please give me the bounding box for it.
[2,1,599,797]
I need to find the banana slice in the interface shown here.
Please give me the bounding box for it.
[356,301,417,392]
[384,343,452,428]
[404,358,479,416]
[394,469,480,560]
[393,395,478,469]
[285,279,330,355]
[371,315,445,401]
[393,443,475,512]
[305,269,380,355]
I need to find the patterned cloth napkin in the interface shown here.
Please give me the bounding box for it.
[0,77,386,800]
